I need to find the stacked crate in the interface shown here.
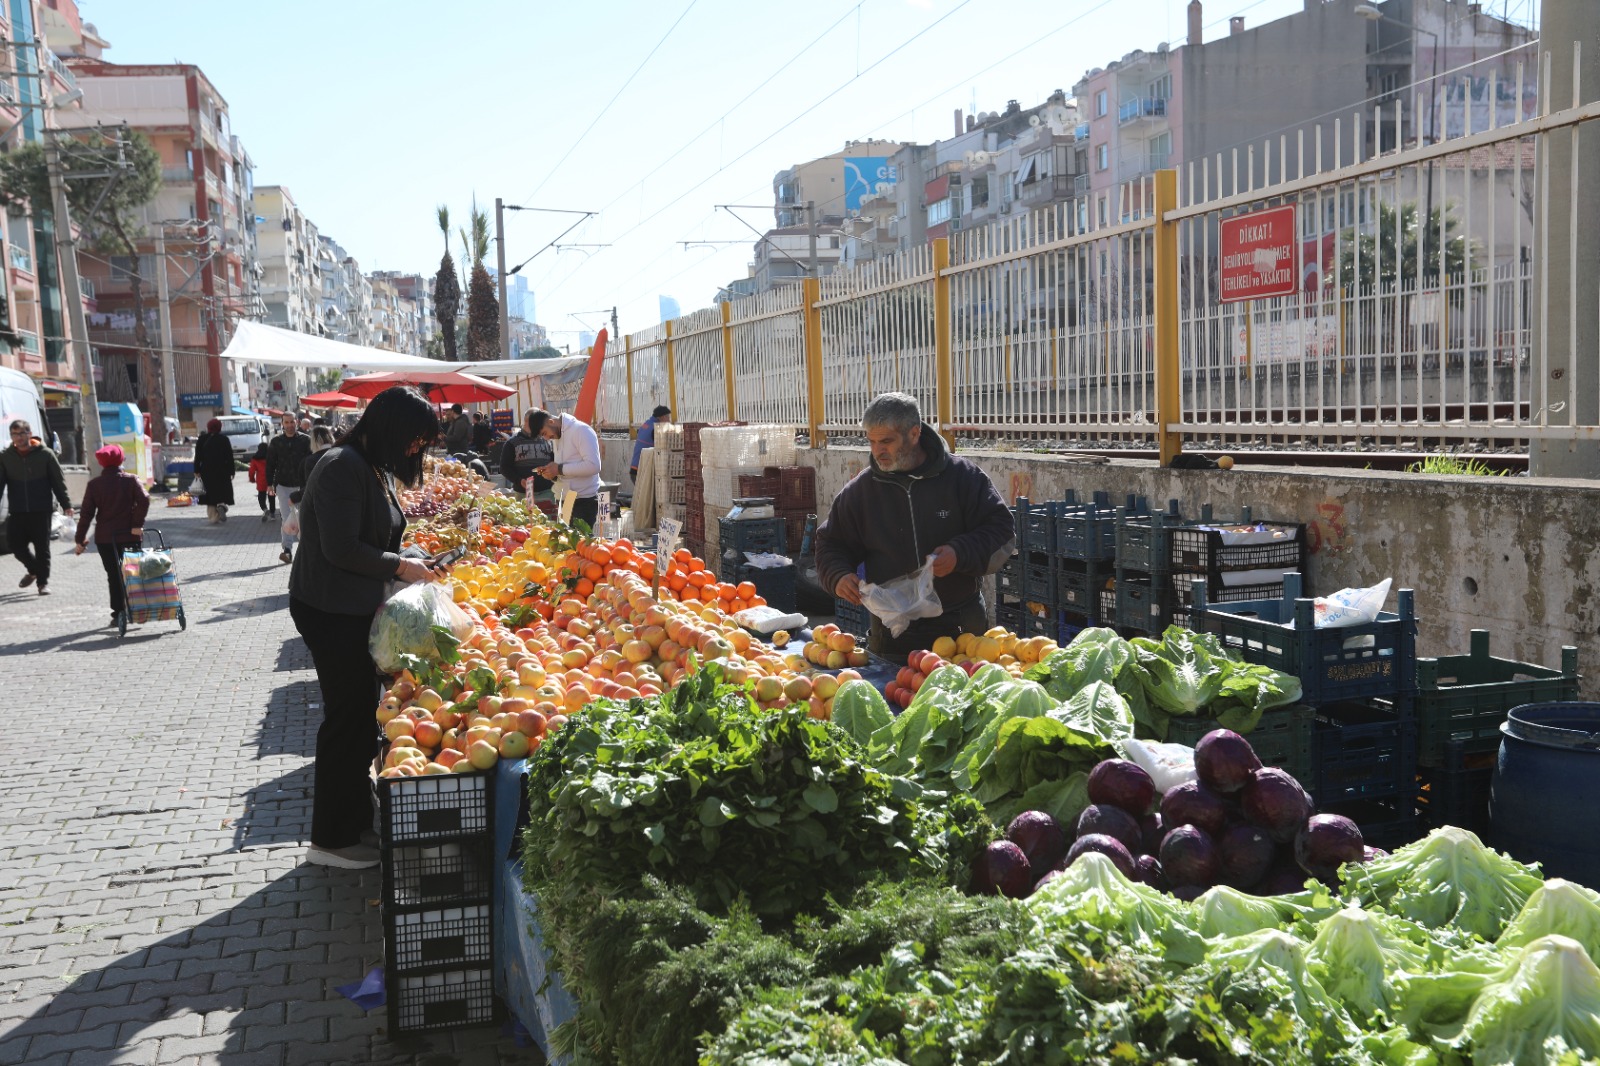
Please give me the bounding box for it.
[718,514,796,611]
[996,493,1117,642]
[700,425,796,567]
[1166,504,1306,628]
[762,465,817,554]
[378,774,496,1034]
[652,423,686,528]
[1108,499,1176,635]
[1412,632,1579,837]
[1190,571,1422,842]
[680,422,742,558]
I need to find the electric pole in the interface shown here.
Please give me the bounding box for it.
[154,229,178,429]
[806,199,819,279]
[46,134,101,455]
[495,197,510,360]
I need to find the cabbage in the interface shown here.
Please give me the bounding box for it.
[1130,627,1225,716]
[1306,905,1432,1023]
[1397,935,1600,1065]
[1028,851,1206,964]
[830,680,893,747]
[1499,880,1600,962]
[1187,928,1365,1054]
[1194,885,1292,939]
[1341,826,1545,942]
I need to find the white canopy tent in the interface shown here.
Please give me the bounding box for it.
[220,321,592,378]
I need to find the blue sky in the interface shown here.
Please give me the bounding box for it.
[88,0,1533,347]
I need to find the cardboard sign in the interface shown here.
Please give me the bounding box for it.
[559,490,577,527]
[655,516,681,597]
[1219,205,1298,303]
[466,508,482,535]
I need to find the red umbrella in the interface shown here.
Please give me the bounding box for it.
[340,370,515,405]
[301,391,360,409]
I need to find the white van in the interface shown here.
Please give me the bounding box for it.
[0,366,56,552]
[215,414,267,459]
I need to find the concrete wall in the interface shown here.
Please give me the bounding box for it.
[798,445,1598,697]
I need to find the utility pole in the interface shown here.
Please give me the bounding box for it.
[495,197,510,360]
[610,306,619,344]
[806,199,819,279]
[154,229,178,428]
[46,134,101,455]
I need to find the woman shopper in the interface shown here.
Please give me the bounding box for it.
[72,444,150,626]
[194,418,236,523]
[289,387,446,870]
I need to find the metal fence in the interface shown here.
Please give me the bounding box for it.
[601,49,1595,454]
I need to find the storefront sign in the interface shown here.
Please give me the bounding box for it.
[179,392,222,408]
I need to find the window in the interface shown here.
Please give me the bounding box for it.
[1096,144,1109,171]
[829,235,840,249]
[927,198,953,226]
[1098,196,1108,227]
[109,255,158,280]
[1150,74,1172,100]
[1095,90,1107,117]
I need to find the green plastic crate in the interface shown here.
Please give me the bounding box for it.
[1415,630,1580,767]
[1165,703,1316,790]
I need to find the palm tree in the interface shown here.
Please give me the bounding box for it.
[464,199,500,359]
[433,205,460,361]
[1338,201,1472,293]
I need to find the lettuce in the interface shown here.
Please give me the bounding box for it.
[1499,879,1600,963]
[1341,826,1545,941]
[1306,905,1433,1023]
[830,680,893,747]
[1130,627,1225,716]
[1028,851,1206,964]
[1194,885,1293,939]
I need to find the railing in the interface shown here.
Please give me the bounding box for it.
[1073,173,1090,195]
[0,79,15,105]
[600,49,1591,454]
[1018,173,1075,204]
[161,166,194,184]
[9,244,30,273]
[44,50,75,89]
[1119,97,1166,123]
[13,329,38,353]
[79,276,94,300]
[1073,123,1089,142]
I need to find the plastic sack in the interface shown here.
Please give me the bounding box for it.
[1313,577,1391,628]
[733,604,806,634]
[49,513,73,541]
[368,581,474,674]
[858,555,943,638]
[136,550,173,580]
[281,505,300,538]
[1120,737,1198,795]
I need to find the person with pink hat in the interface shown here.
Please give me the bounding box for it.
[74,443,150,626]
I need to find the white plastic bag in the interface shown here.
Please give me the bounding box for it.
[732,604,806,634]
[49,513,73,541]
[369,581,475,674]
[858,555,944,638]
[1119,738,1198,795]
[281,505,300,538]
[1313,577,1391,628]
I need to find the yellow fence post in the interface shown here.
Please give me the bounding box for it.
[623,333,636,433]
[720,301,737,420]
[1153,169,1183,466]
[664,322,679,419]
[932,236,955,451]
[802,277,825,445]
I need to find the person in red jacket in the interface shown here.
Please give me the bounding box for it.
[247,442,275,522]
[73,443,151,626]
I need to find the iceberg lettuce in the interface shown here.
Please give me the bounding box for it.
[1341,826,1545,941]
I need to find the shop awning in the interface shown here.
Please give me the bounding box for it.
[221,322,590,378]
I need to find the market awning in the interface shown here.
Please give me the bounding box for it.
[300,390,360,409]
[341,371,515,405]
[220,322,591,378]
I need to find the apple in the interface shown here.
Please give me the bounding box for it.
[517,709,548,738]
[783,676,813,702]
[468,739,500,770]
[812,675,839,700]
[434,748,464,770]
[622,639,652,664]
[384,716,417,741]
[847,650,869,668]
[421,761,452,775]
[414,688,443,712]
[376,697,403,725]
[498,731,531,759]
[413,721,443,749]
[825,650,847,670]
[546,714,569,732]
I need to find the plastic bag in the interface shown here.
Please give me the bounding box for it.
[49,513,73,541]
[1120,737,1198,795]
[281,505,300,538]
[136,550,173,580]
[1313,577,1391,628]
[858,555,944,638]
[732,604,806,634]
[368,581,474,674]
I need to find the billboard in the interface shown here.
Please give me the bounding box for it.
[843,157,897,211]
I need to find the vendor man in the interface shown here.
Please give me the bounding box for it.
[815,392,1015,663]
[530,408,602,531]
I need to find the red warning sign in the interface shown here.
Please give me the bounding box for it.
[1219,205,1298,303]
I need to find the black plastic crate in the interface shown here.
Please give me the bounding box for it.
[1054,505,1117,563]
[835,599,871,638]
[387,903,493,972]
[996,604,1028,635]
[996,557,1025,597]
[1115,500,1181,573]
[1012,497,1058,554]
[1166,703,1316,788]
[1169,574,1289,630]
[1113,571,1172,634]
[1312,697,1417,805]
[390,967,496,1034]
[1023,564,1055,606]
[1415,740,1494,836]
[1192,574,1417,706]
[379,773,491,846]
[1320,796,1422,852]
[1169,506,1306,576]
[739,564,796,613]
[1056,560,1105,618]
[718,516,785,554]
[1415,630,1580,767]
[384,841,494,909]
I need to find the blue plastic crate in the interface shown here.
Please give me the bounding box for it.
[1312,696,1417,805]
[1113,571,1172,634]
[1056,560,1105,618]
[1023,564,1055,605]
[717,516,785,554]
[1054,505,1118,562]
[996,556,1025,596]
[741,564,796,613]
[1192,573,1417,705]
[835,599,871,638]
[1115,499,1180,572]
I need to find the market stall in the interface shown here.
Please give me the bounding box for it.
[361,458,1596,1065]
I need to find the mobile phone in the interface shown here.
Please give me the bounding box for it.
[428,545,466,568]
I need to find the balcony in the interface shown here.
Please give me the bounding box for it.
[79,276,94,299]
[1119,97,1167,123]
[1148,151,1170,171]
[0,79,15,106]
[1073,123,1090,142]
[1074,173,1090,195]
[9,244,31,273]
[44,50,75,89]
[13,329,38,353]
[162,166,195,184]
[1018,173,1075,205]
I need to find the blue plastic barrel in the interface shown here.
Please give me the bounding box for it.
[1491,702,1600,887]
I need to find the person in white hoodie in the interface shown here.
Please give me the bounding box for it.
[529,408,602,531]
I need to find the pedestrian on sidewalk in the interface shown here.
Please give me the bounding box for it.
[0,418,72,595]
[443,403,473,453]
[629,404,671,485]
[195,418,236,524]
[266,412,311,564]
[293,426,334,504]
[289,386,444,870]
[73,444,150,626]
[247,442,276,522]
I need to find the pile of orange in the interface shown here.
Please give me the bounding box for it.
[658,548,767,614]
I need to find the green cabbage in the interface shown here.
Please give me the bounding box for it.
[1341,826,1545,941]
[1130,627,1225,716]
[1028,851,1206,964]
[1306,905,1433,1023]
[1500,879,1600,963]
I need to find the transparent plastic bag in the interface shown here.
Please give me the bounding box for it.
[858,555,944,638]
[281,505,300,538]
[369,581,474,674]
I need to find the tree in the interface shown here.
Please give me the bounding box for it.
[432,205,460,361]
[528,345,563,360]
[1338,202,1472,293]
[0,128,163,421]
[464,200,500,360]
[309,368,344,394]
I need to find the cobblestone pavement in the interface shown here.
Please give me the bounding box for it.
[0,501,541,1065]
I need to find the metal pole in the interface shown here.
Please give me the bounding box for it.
[495,197,510,360]
[154,230,178,430]
[932,237,954,451]
[46,134,101,456]
[1153,169,1183,465]
[807,199,819,278]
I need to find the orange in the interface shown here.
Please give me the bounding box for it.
[574,578,594,597]
[674,547,691,563]
[730,597,750,613]
[667,574,688,592]
[591,547,612,567]
[583,562,603,582]
[736,581,756,599]
[717,584,736,601]
[750,596,766,607]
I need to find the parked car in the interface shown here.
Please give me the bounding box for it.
[0,366,56,553]
[214,414,268,459]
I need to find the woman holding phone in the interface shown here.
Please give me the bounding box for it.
[289,387,446,870]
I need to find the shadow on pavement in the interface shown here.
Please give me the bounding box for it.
[231,764,316,852]
[180,564,284,587]
[197,593,290,624]
[253,681,321,762]
[275,636,312,674]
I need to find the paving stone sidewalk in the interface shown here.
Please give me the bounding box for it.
[0,501,540,1065]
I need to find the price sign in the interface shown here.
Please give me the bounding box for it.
[559,490,577,527]
[655,516,681,597]
[466,508,482,535]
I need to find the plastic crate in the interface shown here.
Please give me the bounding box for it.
[736,473,779,499]
[1312,697,1417,805]
[1320,797,1422,852]
[1165,703,1316,788]
[1056,560,1106,618]
[717,516,785,554]
[387,903,494,972]
[1114,500,1181,573]
[390,967,496,1034]
[1169,574,1290,630]
[1191,574,1417,705]
[995,604,1029,635]
[1415,630,1580,767]
[384,841,494,910]
[1168,506,1307,575]
[663,450,686,478]
[996,557,1025,597]
[379,773,491,846]
[1012,497,1057,554]
[765,465,817,511]
[779,511,810,553]
[1113,571,1171,633]
[1023,563,1055,606]
[835,599,871,638]
[1054,504,1118,562]
[1414,739,1495,836]
[733,564,796,613]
